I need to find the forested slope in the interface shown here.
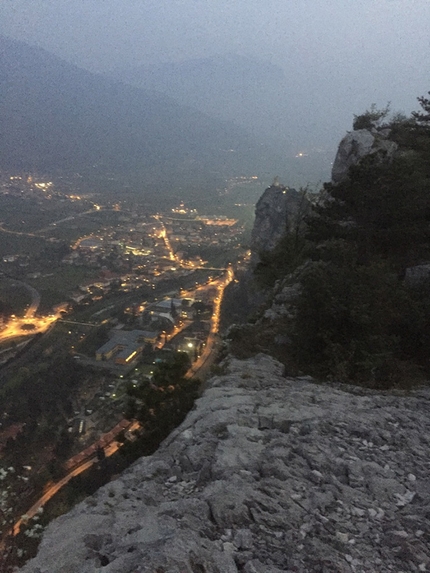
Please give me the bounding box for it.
[244,94,430,386]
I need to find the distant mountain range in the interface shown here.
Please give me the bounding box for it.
[117,55,287,144]
[0,37,284,189]
[116,54,333,186]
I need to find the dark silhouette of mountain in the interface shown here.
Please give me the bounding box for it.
[0,37,278,184]
[118,55,288,145]
[117,54,333,186]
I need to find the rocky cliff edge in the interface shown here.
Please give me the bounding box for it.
[331,128,398,184]
[250,183,307,268]
[21,354,430,573]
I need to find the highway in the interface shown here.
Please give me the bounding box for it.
[0,224,39,238]
[34,207,100,235]
[0,207,97,238]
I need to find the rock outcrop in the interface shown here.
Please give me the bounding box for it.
[21,354,430,573]
[227,181,309,323]
[331,129,398,184]
[250,181,307,267]
[405,264,430,285]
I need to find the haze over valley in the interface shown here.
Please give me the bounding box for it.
[0,36,285,197]
[0,1,429,570]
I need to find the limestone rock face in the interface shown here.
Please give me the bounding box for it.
[331,129,397,184]
[21,354,430,573]
[405,264,430,285]
[250,183,306,267]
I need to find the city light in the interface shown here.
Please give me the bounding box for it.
[0,178,245,538]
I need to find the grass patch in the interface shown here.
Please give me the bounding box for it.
[27,266,100,309]
[0,231,47,258]
[0,195,88,233]
[44,211,126,243]
[0,280,32,314]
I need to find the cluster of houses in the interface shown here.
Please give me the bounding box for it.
[163,215,240,253]
[62,218,207,305]
[95,297,197,366]
[62,224,160,273]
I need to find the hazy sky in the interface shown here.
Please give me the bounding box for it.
[1,0,429,72]
[1,0,429,156]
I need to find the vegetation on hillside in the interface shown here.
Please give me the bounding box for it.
[255,92,430,387]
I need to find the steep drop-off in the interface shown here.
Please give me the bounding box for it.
[18,102,430,572]
[21,354,430,573]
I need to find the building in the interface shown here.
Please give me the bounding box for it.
[96,329,159,364]
[148,298,194,322]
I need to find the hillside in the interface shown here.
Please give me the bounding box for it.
[118,55,285,142]
[0,37,278,187]
[117,54,334,186]
[19,354,430,573]
[13,93,430,573]
[242,96,430,387]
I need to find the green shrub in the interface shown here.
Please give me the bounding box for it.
[352,103,390,130]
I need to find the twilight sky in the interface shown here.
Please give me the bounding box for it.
[1,0,429,163]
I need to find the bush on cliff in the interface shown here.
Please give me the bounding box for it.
[269,92,430,385]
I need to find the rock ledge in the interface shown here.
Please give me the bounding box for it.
[21,354,430,573]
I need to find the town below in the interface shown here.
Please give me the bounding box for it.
[0,172,253,567]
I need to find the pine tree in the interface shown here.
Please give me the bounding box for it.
[290,92,430,384]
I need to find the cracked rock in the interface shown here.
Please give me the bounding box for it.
[20,354,430,573]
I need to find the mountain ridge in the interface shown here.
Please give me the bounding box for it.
[0,36,279,188]
[115,53,334,185]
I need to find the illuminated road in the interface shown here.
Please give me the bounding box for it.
[0,279,58,343]
[2,278,40,318]
[12,420,140,535]
[187,265,234,378]
[154,319,192,350]
[0,315,57,343]
[12,460,93,536]
[20,282,40,318]
[0,207,97,238]
[35,207,100,235]
[152,215,176,262]
[11,266,233,536]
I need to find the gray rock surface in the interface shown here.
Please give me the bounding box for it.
[250,183,308,267]
[331,129,397,183]
[233,182,309,319]
[21,354,430,573]
[263,281,299,322]
[405,264,430,285]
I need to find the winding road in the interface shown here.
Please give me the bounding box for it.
[12,420,140,535]
[2,277,41,319]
